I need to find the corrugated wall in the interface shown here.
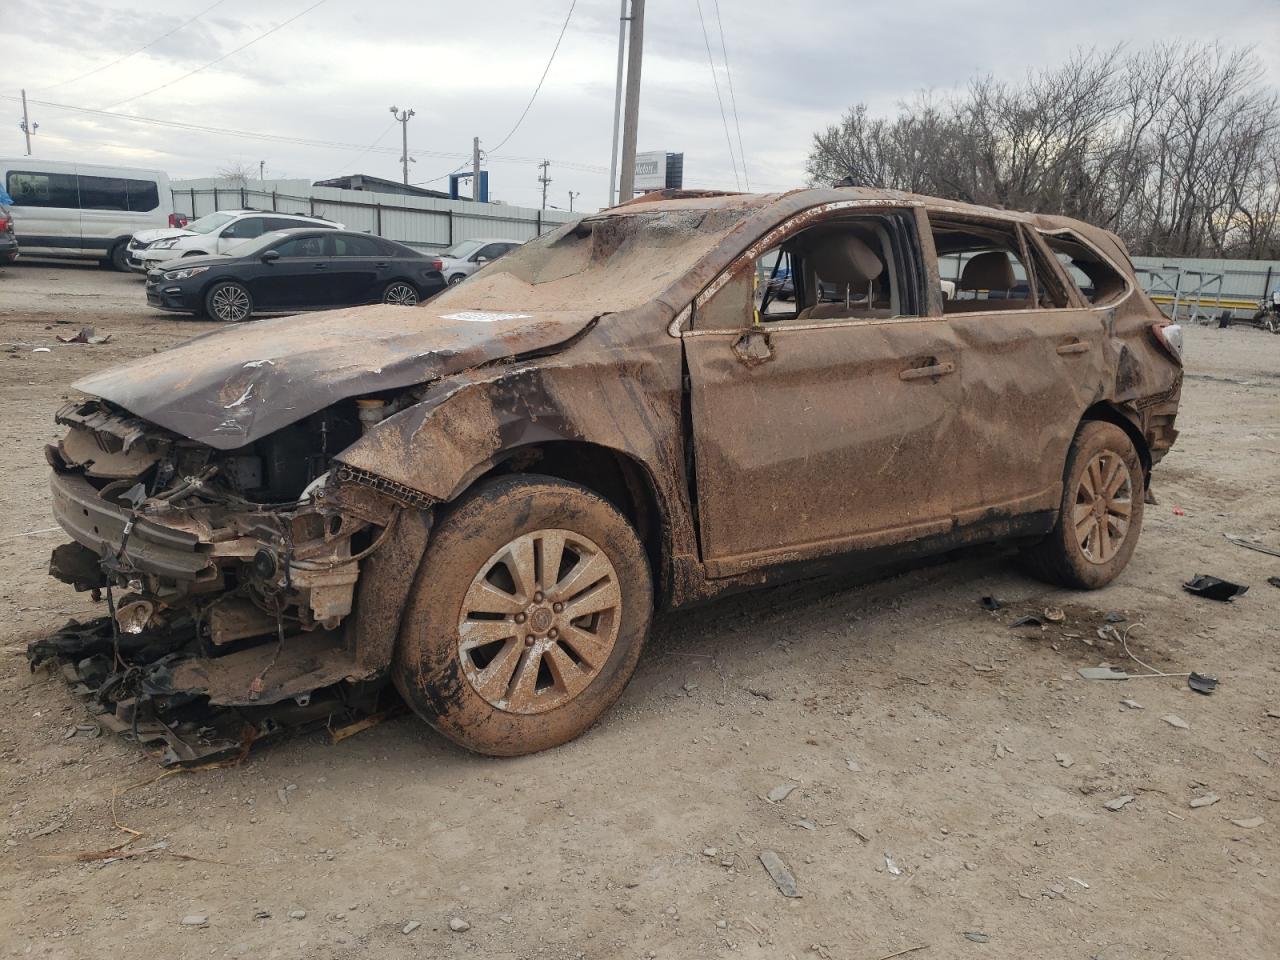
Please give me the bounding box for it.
[170,178,575,251]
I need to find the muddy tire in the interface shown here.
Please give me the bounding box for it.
[447,273,466,286]
[1020,421,1145,589]
[394,474,652,756]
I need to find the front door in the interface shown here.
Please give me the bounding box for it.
[247,233,332,309]
[683,208,965,578]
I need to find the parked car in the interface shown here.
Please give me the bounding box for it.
[145,228,444,320]
[34,187,1183,763]
[128,209,342,272]
[434,237,523,285]
[0,204,17,264]
[0,158,171,270]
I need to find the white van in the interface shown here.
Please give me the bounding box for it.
[0,159,173,271]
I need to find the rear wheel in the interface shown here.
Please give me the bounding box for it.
[394,475,652,756]
[204,281,253,322]
[108,241,130,272]
[1021,421,1145,589]
[447,273,466,286]
[382,280,419,306]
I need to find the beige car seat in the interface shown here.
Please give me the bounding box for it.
[796,235,891,322]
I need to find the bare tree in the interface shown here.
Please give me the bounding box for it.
[215,160,257,188]
[806,42,1280,259]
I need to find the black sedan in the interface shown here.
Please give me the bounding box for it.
[145,229,446,322]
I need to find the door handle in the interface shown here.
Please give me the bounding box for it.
[1056,340,1090,355]
[313,263,328,270]
[899,360,955,381]
[374,261,389,268]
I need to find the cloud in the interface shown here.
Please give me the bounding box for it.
[5,0,1278,211]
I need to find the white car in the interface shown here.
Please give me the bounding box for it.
[127,209,343,272]
[434,237,524,285]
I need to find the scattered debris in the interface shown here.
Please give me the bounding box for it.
[29,816,69,839]
[1268,577,1280,589]
[1068,876,1090,889]
[1172,506,1185,516]
[869,947,929,960]
[288,909,307,920]
[1267,710,1280,720]
[448,917,471,933]
[1189,793,1220,808]
[703,846,719,858]
[767,783,798,803]
[883,852,902,876]
[1104,795,1136,811]
[794,818,817,831]
[32,347,51,353]
[1223,534,1280,558]
[1120,698,1144,710]
[1182,575,1249,602]
[1043,607,1065,622]
[402,921,421,935]
[1230,817,1265,829]
[1187,672,1218,695]
[56,326,112,345]
[1054,752,1074,769]
[759,850,801,897]
[963,932,990,943]
[1078,666,1129,681]
[180,915,209,927]
[1104,611,1126,623]
[1097,624,1122,644]
[1011,614,1042,628]
[978,596,1004,611]
[845,756,861,772]
[1162,714,1190,730]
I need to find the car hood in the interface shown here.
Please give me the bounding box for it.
[134,226,194,244]
[73,304,598,449]
[147,253,232,273]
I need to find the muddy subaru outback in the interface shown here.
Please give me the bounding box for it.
[33,187,1183,761]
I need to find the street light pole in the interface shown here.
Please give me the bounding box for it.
[389,106,416,185]
[473,136,482,202]
[607,0,628,206]
[617,0,645,201]
[568,190,580,213]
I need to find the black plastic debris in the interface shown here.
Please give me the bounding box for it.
[978,596,1004,611]
[1267,577,1280,589]
[1010,614,1042,627]
[1182,575,1249,602]
[1104,611,1126,623]
[1188,672,1219,695]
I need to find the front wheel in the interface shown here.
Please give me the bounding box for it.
[1021,421,1145,589]
[204,280,253,322]
[109,241,130,272]
[394,475,652,756]
[382,280,419,306]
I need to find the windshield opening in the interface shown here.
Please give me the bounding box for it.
[445,239,485,259]
[187,212,236,235]
[227,230,293,257]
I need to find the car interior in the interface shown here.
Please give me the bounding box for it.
[1040,231,1129,306]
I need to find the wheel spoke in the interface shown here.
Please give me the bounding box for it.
[559,624,613,670]
[1087,459,1104,498]
[463,579,525,616]
[545,643,592,700]
[471,638,523,703]
[563,581,621,622]
[535,530,567,593]
[1103,458,1128,497]
[1107,497,1131,518]
[1097,515,1111,560]
[458,617,519,651]
[550,549,613,602]
[500,536,537,603]
[505,646,544,712]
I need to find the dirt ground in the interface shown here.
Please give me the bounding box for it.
[1,259,1277,960]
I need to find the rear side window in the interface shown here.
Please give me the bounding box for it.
[1040,232,1129,306]
[78,175,129,211]
[274,234,327,258]
[126,179,159,212]
[221,217,266,240]
[7,171,79,208]
[331,234,382,257]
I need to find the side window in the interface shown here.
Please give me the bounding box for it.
[78,175,129,211]
[331,234,381,257]
[931,217,1044,313]
[474,243,505,261]
[693,211,920,330]
[6,171,79,208]
[222,217,265,240]
[1040,232,1129,306]
[126,180,160,212]
[274,235,327,258]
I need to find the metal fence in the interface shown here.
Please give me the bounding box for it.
[170,179,576,253]
[1131,256,1280,322]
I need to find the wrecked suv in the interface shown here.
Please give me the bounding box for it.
[37,188,1182,760]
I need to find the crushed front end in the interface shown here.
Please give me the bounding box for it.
[31,397,423,765]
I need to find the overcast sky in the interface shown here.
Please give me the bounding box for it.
[5,0,1279,212]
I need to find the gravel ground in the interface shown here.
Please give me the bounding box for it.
[1,259,1278,960]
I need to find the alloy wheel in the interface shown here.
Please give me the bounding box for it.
[1072,451,1132,564]
[384,282,419,306]
[457,528,621,714]
[211,284,251,322]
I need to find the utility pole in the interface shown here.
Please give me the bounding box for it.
[258,160,266,184]
[472,136,482,203]
[568,190,580,213]
[537,160,552,210]
[19,89,38,157]
[607,0,628,206]
[617,0,645,200]
[389,106,415,185]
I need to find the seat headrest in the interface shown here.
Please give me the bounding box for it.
[960,251,1015,291]
[806,235,883,286]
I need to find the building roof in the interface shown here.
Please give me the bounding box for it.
[313,174,454,200]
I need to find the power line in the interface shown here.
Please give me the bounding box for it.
[324,119,397,181]
[693,0,740,189]
[711,0,749,191]
[104,0,328,109]
[488,0,578,154]
[37,0,233,92]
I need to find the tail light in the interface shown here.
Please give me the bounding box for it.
[0,215,9,232]
[430,258,443,271]
[168,213,190,228]
[1150,322,1183,364]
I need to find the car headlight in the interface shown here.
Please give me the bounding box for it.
[153,238,180,250]
[162,266,209,281]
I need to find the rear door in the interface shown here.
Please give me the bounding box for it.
[76,172,130,256]
[326,233,388,304]
[3,168,82,255]
[683,204,965,577]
